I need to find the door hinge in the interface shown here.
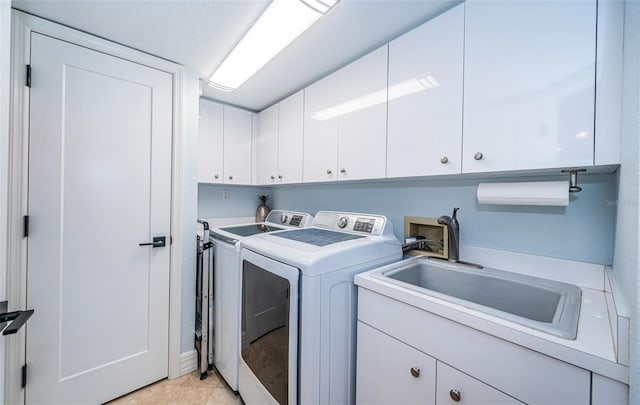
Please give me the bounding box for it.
[26,65,31,88]
[23,215,29,238]
[21,364,27,388]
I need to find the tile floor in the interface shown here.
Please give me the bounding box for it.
[106,370,241,405]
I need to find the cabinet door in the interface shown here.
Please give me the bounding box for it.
[356,322,436,405]
[336,45,388,181]
[278,91,304,184]
[387,4,464,178]
[256,104,279,185]
[198,99,224,183]
[223,105,253,184]
[436,362,523,405]
[462,0,596,173]
[304,73,338,182]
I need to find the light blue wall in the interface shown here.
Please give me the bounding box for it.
[271,173,618,265]
[198,184,270,219]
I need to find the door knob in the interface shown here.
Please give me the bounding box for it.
[440,156,449,164]
[340,168,346,174]
[214,174,219,179]
[326,169,332,175]
[270,175,275,180]
[474,152,483,160]
[278,175,283,180]
[228,175,233,180]
[139,236,166,248]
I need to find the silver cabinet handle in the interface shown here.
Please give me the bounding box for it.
[340,168,346,174]
[228,175,233,180]
[278,175,283,179]
[440,156,449,164]
[326,169,332,175]
[449,389,461,402]
[270,175,275,180]
[410,367,420,378]
[474,152,483,161]
[214,174,219,179]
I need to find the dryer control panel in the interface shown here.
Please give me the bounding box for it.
[265,210,314,228]
[312,212,389,236]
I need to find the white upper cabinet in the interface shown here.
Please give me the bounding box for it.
[387,3,464,178]
[223,105,253,184]
[462,0,597,173]
[198,99,254,185]
[304,45,388,182]
[256,91,304,185]
[198,99,224,183]
[256,103,279,184]
[277,91,304,184]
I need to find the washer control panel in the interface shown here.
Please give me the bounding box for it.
[313,212,387,235]
[265,211,313,228]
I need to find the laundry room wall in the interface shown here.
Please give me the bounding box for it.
[198,184,270,219]
[270,173,618,265]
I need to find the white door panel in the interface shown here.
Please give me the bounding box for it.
[256,104,279,185]
[198,99,224,183]
[223,106,253,184]
[27,33,172,404]
[278,91,304,184]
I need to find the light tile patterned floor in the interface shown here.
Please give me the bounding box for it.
[106,370,241,405]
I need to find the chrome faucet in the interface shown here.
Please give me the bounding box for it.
[437,207,460,262]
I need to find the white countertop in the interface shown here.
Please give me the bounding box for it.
[354,247,629,384]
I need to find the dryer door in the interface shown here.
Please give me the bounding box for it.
[240,249,299,405]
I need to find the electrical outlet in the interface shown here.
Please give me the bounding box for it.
[222,189,230,200]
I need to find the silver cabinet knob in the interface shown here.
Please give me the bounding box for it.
[270,175,275,180]
[340,168,346,174]
[474,152,483,161]
[228,175,233,180]
[410,367,420,378]
[440,156,449,164]
[278,174,283,180]
[326,169,333,175]
[449,389,461,402]
[214,174,219,179]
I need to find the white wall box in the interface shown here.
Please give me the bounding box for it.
[356,288,591,405]
[462,0,597,173]
[198,99,253,185]
[256,91,304,185]
[386,3,464,178]
[303,45,388,183]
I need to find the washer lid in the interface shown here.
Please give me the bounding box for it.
[218,224,284,237]
[272,228,364,247]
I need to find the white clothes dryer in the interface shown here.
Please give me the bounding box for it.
[209,210,313,392]
[238,211,402,405]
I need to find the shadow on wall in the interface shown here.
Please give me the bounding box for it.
[269,173,618,265]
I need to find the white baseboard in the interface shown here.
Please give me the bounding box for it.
[179,350,198,376]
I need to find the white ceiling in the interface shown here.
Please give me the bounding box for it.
[12,0,461,111]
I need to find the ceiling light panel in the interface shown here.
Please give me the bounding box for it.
[209,0,337,92]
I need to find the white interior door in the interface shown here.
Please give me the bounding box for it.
[26,32,172,404]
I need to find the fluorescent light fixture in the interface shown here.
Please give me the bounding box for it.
[208,0,338,92]
[312,73,440,121]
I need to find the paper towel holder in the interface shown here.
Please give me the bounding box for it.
[561,168,586,193]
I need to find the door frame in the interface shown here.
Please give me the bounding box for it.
[5,10,198,405]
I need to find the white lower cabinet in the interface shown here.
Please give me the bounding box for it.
[356,322,436,405]
[356,288,592,405]
[436,361,522,405]
[356,322,521,405]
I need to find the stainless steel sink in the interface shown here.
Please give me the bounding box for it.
[372,258,581,339]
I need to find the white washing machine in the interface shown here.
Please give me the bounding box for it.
[238,211,402,405]
[209,210,313,391]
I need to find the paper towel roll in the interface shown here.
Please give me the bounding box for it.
[477,181,569,206]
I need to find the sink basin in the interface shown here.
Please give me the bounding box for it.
[372,258,581,339]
